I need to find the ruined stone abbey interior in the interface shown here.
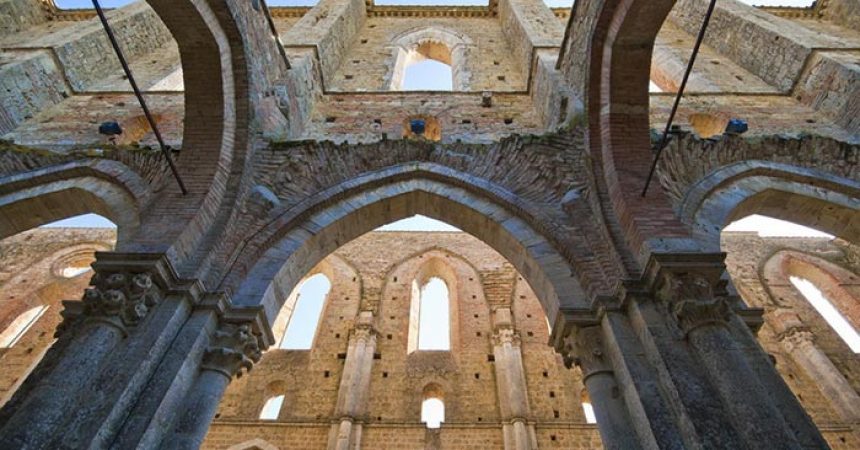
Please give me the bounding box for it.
[0,0,858,448]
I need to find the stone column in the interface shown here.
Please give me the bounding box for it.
[562,325,641,450]
[492,307,535,450]
[549,251,830,450]
[0,264,162,449]
[774,312,860,422]
[165,322,263,450]
[650,257,826,449]
[328,311,377,450]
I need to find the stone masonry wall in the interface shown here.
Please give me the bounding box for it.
[326,17,526,92]
[1,228,859,447]
[204,231,598,449]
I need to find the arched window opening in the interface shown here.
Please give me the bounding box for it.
[414,277,451,351]
[402,58,453,91]
[581,390,597,424]
[40,213,117,230]
[0,306,48,348]
[279,274,331,350]
[789,276,860,353]
[388,28,472,91]
[649,80,663,93]
[724,214,833,238]
[422,398,445,428]
[259,394,285,420]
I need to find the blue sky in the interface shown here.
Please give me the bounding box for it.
[403,60,453,91]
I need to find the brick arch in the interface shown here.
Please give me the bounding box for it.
[678,161,860,250]
[224,173,588,336]
[0,160,149,244]
[129,0,254,268]
[761,250,860,333]
[581,0,688,265]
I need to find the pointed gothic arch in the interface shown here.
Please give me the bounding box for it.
[222,168,588,342]
[679,161,860,250]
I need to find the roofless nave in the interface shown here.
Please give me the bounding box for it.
[0,0,858,449]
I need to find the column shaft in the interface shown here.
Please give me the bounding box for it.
[686,320,801,449]
[782,328,860,422]
[0,321,124,449]
[165,370,231,450]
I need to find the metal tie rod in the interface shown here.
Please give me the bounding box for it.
[641,0,718,197]
[92,0,188,195]
[259,0,292,70]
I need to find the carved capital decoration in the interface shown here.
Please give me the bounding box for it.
[656,271,715,306]
[201,323,263,379]
[778,326,815,352]
[493,327,521,347]
[672,298,732,336]
[353,322,377,343]
[80,271,160,331]
[656,271,733,336]
[565,326,612,380]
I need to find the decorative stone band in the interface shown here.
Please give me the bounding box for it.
[493,327,521,346]
[201,323,263,379]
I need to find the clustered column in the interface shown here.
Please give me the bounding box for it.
[491,307,537,450]
[551,252,831,449]
[328,311,377,450]
[0,260,163,449]
[659,272,803,447]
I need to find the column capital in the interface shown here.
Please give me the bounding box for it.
[353,322,377,342]
[671,298,732,336]
[54,252,203,337]
[80,271,160,332]
[493,326,521,346]
[351,310,377,342]
[201,322,263,379]
[568,326,613,379]
[642,254,737,336]
[777,326,815,352]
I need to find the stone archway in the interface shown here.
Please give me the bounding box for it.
[225,175,588,332]
[385,26,474,91]
[0,159,148,243]
[678,160,860,250]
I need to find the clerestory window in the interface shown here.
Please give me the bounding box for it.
[278,274,331,350]
[409,277,451,352]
